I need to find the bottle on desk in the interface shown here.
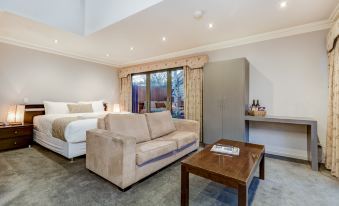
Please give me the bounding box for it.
[251,100,257,111]
[255,100,260,108]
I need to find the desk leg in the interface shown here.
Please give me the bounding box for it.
[245,120,249,142]
[259,154,265,180]
[238,184,248,206]
[181,164,189,206]
[307,125,318,171]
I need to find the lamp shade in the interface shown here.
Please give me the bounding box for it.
[113,104,120,112]
[7,105,25,125]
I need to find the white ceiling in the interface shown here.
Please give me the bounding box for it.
[0,0,338,67]
[0,0,163,35]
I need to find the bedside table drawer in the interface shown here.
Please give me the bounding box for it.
[0,126,33,139]
[0,136,32,151]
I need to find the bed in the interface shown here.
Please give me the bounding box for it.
[24,103,128,159]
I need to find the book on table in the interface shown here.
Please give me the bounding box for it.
[211,144,240,155]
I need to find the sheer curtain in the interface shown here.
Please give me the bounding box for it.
[325,18,339,177]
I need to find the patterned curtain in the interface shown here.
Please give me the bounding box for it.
[325,18,339,178]
[184,66,203,141]
[119,75,132,112]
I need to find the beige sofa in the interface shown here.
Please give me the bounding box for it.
[86,111,199,190]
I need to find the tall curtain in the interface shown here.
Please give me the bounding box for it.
[184,66,203,141]
[325,18,339,177]
[119,75,132,112]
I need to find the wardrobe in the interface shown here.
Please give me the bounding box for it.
[203,58,249,144]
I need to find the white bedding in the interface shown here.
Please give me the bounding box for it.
[33,112,128,143]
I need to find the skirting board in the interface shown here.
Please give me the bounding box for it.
[262,145,308,161]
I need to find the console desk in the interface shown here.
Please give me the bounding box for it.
[244,115,319,171]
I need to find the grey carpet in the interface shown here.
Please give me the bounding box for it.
[0,145,338,206]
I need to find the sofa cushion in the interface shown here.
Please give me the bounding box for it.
[156,131,197,149]
[136,140,177,166]
[104,114,151,143]
[97,118,105,129]
[145,111,176,139]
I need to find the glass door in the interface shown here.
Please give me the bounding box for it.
[132,67,184,118]
[171,69,184,118]
[132,74,147,113]
[150,71,168,113]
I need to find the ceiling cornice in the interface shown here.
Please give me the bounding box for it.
[0,19,333,68]
[121,20,332,67]
[329,3,339,22]
[0,35,121,67]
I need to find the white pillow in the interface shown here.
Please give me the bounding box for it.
[44,101,71,115]
[78,100,104,112]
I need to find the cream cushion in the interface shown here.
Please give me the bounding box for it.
[67,104,93,113]
[136,140,177,166]
[104,114,151,143]
[145,111,176,139]
[79,100,104,112]
[97,118,105,129]
[156,131,197,149]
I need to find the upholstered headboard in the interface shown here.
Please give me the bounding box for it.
[24,103,108,124]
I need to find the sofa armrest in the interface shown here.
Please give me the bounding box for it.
[86,129,136,189]
[172,118,200,139]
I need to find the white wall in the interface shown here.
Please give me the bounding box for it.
[0,42,119,122]
[207,30,328,160]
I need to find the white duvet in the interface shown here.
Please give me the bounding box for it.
[33,112,128,143]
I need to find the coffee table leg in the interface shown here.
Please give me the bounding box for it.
[238,184,248,206]
[181,164,189,206]
[259,154,265,180]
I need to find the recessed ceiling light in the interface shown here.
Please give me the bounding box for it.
[193,10,204,19]
[280,1,287,8]
[54,39,58,44]
[106,53,110,57]
[130,47,135,51]
[162,36,167,42]
[208,23,214,29]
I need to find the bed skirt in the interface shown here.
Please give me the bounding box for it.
[34,129,86,159]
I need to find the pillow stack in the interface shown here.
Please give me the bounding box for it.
[43,100,105,115]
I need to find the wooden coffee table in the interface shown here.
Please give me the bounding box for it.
[181,139,265,206]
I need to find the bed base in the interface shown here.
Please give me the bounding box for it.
[34,129,86,159]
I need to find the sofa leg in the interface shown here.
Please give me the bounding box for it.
[119,186,132,192]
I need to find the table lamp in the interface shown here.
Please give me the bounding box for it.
[7,105,25,125]
[113,104,120,112]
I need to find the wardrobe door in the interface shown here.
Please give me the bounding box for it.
[203,58,249,144]
[203,62,224,144]
[220,59,247,141]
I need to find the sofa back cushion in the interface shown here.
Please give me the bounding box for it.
[97,118,106,129]
[145,111,176,139]
[104,114,151,143]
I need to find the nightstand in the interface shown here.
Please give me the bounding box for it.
[0,124,33,151]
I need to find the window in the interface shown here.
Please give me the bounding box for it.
[132,68,184,118]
